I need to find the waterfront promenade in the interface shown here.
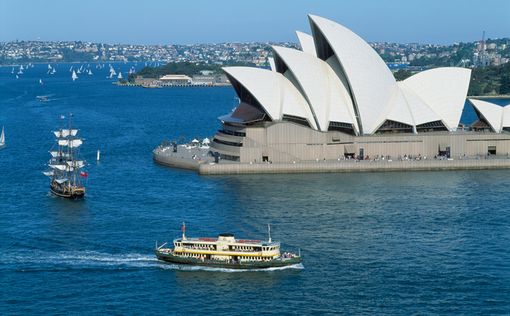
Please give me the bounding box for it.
[153,145,510,175]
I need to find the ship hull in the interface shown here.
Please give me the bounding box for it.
[155,250,301,269]
[50,185,85,200]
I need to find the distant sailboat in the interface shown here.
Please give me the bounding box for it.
[0,126,5,149]
[96,149,101,161]
[39,79,44,85]
[15,75,19,79]
[17,65,23,75]
[72,70,78,81]
[11,67,14,74]
[48,64,52,70]
[51,68,57,75]
[117,72,123,79]
[69,66,73,72]
[88,69,93,75]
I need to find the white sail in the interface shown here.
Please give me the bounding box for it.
[43,170,54,177]
[48,64,52,70]
[88,69,93,75]
[55,129,78,138]
[66,160,84,168]
[58,139,83,147]
[0,126,4,144]
[50,164,67,171]
[118,72,123,79]
[72,70,78,81]
[51,68,56,74]
[55,178,69,184]
[70,139,82,147]
[50,150,59,157]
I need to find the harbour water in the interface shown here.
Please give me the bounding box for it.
[0,64,509,314]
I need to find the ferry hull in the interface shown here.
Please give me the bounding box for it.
[155,250,301,269]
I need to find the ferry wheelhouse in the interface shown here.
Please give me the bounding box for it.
[155,224,301,269]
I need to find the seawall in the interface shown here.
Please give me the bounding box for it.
[198,159,510,175]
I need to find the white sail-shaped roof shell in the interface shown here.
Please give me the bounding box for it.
[272,46,358,133]
[504,104,510,129]
[469,99,507,132]
[223,67,318,129]
[308,15,397,134]
[223,67,282,120]
[402,67,471,131]
[383,86,415,127]
[296,31,317,56]
[221,15,474,136]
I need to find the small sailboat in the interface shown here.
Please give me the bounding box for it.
[11,67,14,74]
[17,65,23,75]
[44,115,87,199]
[51,68,57,75]
[117,72,123,80]
[87,69,93,75]
[48,64,52,70]
[69,66,73,72]
[39,79,44,85]
[96,149,101,161]
[72,70,78,81]
[0,126,5,149]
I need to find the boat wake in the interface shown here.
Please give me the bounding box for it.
[1,250,304,273]
[158,262,305,273]
[1,250,158,272]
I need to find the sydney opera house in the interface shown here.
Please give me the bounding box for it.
[210,15,510,163]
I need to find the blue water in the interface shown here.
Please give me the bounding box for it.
[1,64,510,315]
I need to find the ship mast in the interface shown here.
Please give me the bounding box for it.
[182,222,187,240]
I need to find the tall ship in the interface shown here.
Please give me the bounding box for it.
[43,115,87,199]
[155,224,301,269]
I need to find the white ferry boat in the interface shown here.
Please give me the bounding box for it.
[155,224,301,269]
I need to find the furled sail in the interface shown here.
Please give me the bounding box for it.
[43,170,54,177]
